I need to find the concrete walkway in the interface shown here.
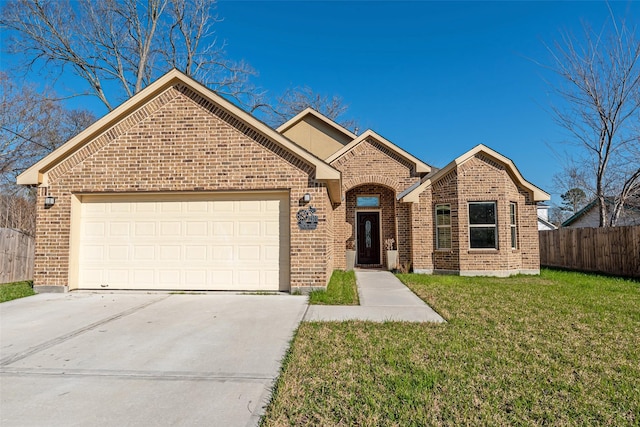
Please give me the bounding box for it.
[304,270,445,323]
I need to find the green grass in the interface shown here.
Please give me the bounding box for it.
[0,281,35,303]
[308,270,359,305]
[262,269,640,426]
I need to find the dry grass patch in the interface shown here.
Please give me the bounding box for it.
[262,270,639,426]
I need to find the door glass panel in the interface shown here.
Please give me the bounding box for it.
[365,220,372,248]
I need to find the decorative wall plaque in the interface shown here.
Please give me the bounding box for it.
[297,206,318,230]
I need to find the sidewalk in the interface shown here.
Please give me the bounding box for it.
[303,270,445,323]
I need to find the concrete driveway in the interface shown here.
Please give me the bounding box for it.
[0,292,307,427]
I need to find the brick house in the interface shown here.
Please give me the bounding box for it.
[18,69,549,293]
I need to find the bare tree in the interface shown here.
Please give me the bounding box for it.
[544,13,640,227]
[266,86,358,132]
[0,72,96,186]
[0,192,36,236]
[1,0,261,111]
[1,72,95,233]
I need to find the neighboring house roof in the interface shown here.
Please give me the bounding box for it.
[538,216,558,230]
[562,199,598,227]
[276,107,357,141]
[561,197,640,227]
[17,69,342,203]
[326,129,432,174]
[400,144,550,203]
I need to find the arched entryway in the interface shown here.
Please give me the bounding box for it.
[345,184,397,267]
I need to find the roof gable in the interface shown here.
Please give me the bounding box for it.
[17,69,341,202]
[326,130,432,174]
[401,144,549,203]
[277,107,357,143]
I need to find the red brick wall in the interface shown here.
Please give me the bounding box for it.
[453,154,539,274]
[410,190,434,272]
[34,84,332,291]
[412,154,541,275]
[431,170,460,271]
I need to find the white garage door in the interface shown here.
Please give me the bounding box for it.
[76,193,289,291]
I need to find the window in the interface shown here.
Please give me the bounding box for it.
[468,202,497,249]
[436,204,451,249]
[510,202,517,249]
[356,196,379,207]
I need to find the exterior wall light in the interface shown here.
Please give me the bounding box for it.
[44,196,56,208]
[303,193,311,203]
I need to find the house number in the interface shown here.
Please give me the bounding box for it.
[297,206,318,230]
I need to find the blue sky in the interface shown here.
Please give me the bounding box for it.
[3,1,639,205]
[213,0,639,204]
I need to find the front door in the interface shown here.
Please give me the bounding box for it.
[357,212,380,265]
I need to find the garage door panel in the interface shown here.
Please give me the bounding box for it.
[211,270,233,286]
[239,200,260,212]
[81,269,104,284]
[184,270,207,287]
[264,245,279,261]
[109,222,130,236]
[237,246,260,261]
[186,201,209,212]
[159,246,181,260]
[159,271,180,285]
[84,222,105,237]
[264,270,279,286]
[106,269,129,284]
[77,194,289,291]
[238,270,260,286]
[265,221,279,236]
[186,221,208,236]
[265,199,280,211]
[212,201,234,212]
[110,203,132,213]
[160,202,181,213]
[213,222,233,237]
[238,221,260,236]
[84,203,107,214]
[83,245,105,261]
[135,222,156,236]
[108,246,129,261]
[185,245,207,260]
[133,246,155,260]
[160,222,181,236]
[133,270,155,285]
[212,246,233,261]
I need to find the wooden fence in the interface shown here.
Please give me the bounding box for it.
[0,228,35,284]
[539,226,640,279]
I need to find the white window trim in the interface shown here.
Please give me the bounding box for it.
[435,204,451,250]
[510,202,517,250]
[468,201,498,250]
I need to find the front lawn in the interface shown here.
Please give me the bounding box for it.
[308,270,359,305]
[262,269,640,426]
[0,281,35,303]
